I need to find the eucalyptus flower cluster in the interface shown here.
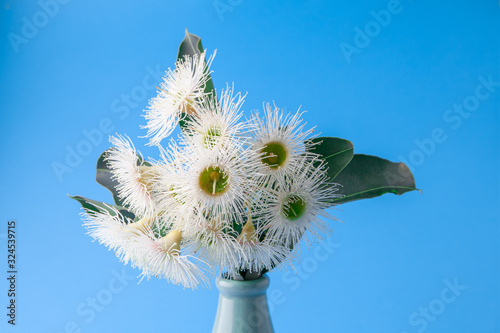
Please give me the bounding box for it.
[81,51,340,289]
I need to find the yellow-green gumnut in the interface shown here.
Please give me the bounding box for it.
[204,126,222,148]
[283,195,307,220]
[199,166,228,196]
[260,142,287,169]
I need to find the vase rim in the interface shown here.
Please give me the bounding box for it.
[216,274,270,297]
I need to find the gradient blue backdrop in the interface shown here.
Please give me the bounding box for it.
[1,1,499,332]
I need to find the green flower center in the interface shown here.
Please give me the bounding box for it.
[282,194,307,220]
[260,142,287,169]
[203,126,222,148]
[199,166,228,196]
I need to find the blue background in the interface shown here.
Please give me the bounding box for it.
[1,0,499,332]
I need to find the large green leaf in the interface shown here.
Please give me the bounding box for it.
[69,195,136,222]
[307,137,354,181]
[330,154,418,204]
[96,149,150,207]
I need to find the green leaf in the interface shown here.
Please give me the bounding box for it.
[96,150,124,207]
[308,137,354,181]
[177,29,204,61]
[330,154,419,204]
[96,149,149,207]
[69,195,136,222]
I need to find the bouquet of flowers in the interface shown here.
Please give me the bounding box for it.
[72,31,417,289]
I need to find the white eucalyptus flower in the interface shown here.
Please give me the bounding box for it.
[169,143,260,226]
[249,103,318,184]
[82,206,141,265]
[83,206,209,289]
[106,135,158,218]
[142,50,216,146]
[150,141,187,222]
[181,85,249,151]
[261,160,340,249]
[132,227,209,289]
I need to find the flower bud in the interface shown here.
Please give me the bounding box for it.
[127,217,152,233]
[160,229,182,255]
[137,165,158,192]
[237,219,258,244]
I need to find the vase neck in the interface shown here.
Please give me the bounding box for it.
[213,275,274,333]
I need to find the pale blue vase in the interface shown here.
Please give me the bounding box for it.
[212,275,274,333]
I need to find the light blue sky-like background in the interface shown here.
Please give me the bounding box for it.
[1,1,499,332]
